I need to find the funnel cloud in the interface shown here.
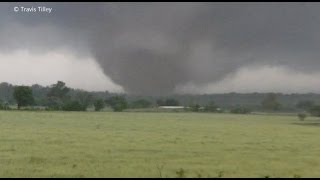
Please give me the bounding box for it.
[1,2,320,95]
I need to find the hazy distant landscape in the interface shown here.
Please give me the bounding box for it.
[1,2,320,178]
[1,81,320,113]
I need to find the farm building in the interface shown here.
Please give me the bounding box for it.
[158,106,185,109]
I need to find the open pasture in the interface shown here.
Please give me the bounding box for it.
[0,111,320,177]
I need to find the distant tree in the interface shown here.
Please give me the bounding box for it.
[204,101,218,112]
[31,84,49,106]
[297,113,307,121]
[105,96,128,112]
[94,99,105,111]
[0,100,10,110]
[296,100,315,111]
[46,81,70,110]
[261,93,281,111]
[0,82,15,104]
[75,91,93,110]
[130,99,152,109]
[13,86,34,109]
[47,81,70,99]
[309,105,320,117]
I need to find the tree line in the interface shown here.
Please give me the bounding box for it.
[1,81,320,116]
[8,81,127,112]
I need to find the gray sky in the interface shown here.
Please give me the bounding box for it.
[1,2,320,94]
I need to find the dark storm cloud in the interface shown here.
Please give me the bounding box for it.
[1,2,320,95]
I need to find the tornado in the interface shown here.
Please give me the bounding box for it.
[1,2,320,95]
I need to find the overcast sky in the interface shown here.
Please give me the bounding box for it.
[1,2,320,94]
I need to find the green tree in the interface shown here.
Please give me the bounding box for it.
[297,113,307,121]
[46,81,70,110]
[0,82,15,104]
[13,86,34,109]
[261,93,281,111]
[74,91,93,110]
[94,99,105,111]
[47,81,70,99]
[105,96,128,112]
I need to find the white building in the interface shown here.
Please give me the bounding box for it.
[158,106,185,109]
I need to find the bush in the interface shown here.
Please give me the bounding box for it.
[297,113,307,121]
[0,100,11,110]
[62,101,86,111]
[105,96,128,112]
[94,99,105,111]
[46,97,64,110]
[176,168,186,178]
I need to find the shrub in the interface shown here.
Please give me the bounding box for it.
[94,99,105,111]
[105,96,128,112]
[62,101,86,111]
[297,113,307,121]
[176,168,186,178]
[0,100,11,110]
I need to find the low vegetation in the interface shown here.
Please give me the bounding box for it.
[297,113,307,121]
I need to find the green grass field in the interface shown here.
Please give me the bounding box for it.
[1,111,320,177]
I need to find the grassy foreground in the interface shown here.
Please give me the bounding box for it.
[0,111,320,177]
